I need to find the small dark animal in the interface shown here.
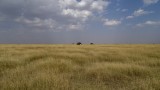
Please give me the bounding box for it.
[90,43,94,45]
[77,42,82,45]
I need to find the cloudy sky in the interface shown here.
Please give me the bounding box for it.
[0,0,160,44]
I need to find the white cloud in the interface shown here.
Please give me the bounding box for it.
[15,17,85,31]
[91,0,109,11]
[103,19,121,26]
[59,0,109,18]
[77,1,87,8]
[145,21,160,25]
[126,9,153,19]
[68,23,82,30]
[62,9,92,21]
[15,17,56,29]
[59,0,87,8]
[0,0,110,31]
[137,20,160,27]
[121,9,128,12]
[126,16,134,19]
[143,0,159,5]
[133,9,152,16]
[58,0,110,30]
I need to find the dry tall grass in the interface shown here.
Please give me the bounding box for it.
[0,44,160,90]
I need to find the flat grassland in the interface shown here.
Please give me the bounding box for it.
[0,44,160,90]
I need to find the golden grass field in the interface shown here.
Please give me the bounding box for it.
[0,44,160,90]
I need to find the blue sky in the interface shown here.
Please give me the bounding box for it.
[0,0,160,44]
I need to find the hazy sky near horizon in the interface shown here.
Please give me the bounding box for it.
[0,0,160,44]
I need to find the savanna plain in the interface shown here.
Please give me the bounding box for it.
[0,44,160,90]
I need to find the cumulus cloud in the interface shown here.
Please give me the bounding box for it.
[91,0,109,11]
[62,9,92,21]
[143,0,159,5]
[126,9,153,19]
[126,16,134,19]
[15,17,56,30]
[0,0,110,31]
[133,9,152,16]
[68,23,83,30]
[103,19,121,26]
[121,9,128,12]
[116,8,128,12]
[137,20,160,27]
